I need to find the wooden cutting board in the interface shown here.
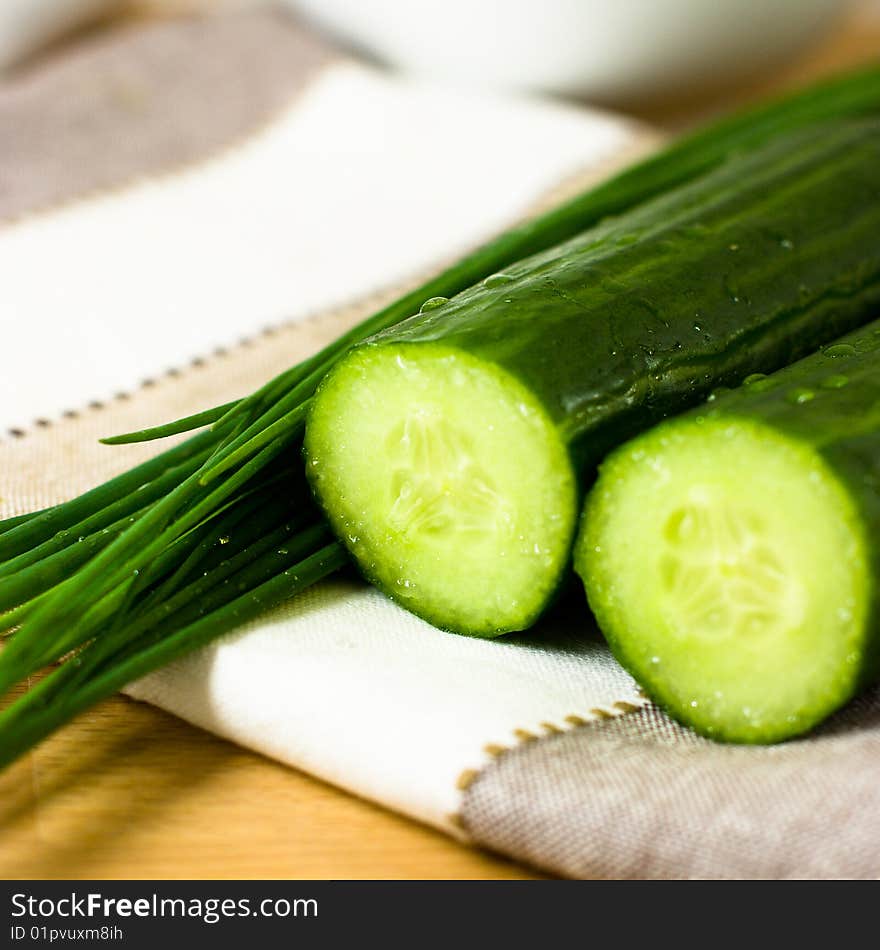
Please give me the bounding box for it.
[1,5,878,881]
[0,681,535,879]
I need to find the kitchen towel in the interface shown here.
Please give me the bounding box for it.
[3,5,878,879]
[0,0,653,839]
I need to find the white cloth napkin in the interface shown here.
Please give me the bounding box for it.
[2,62,641,432]
[127,581,642,832]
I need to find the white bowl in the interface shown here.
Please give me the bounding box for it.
[288,0,851,100]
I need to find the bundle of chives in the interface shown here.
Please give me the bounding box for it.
[1,63,879,767]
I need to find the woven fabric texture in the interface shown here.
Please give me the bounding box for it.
[0,6,334,222]
[461,688,880,879]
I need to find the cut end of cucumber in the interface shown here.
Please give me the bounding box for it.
[577,416,869,743]
[305,344,577,635]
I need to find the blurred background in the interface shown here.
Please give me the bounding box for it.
[3,0,880,118]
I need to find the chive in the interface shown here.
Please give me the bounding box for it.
[0,505,147,615]
[199,403,309,485]
[0,543,346,769]
[81,520,330,675]
[8,439,287,646]
[0,446,212,580]
[203,341,339,435]
[100,400,241,445]
[95,522,335,676]
[0,467,310,688]
[0,427,220,562]
[0,506,57,536]
[1,591,47,636]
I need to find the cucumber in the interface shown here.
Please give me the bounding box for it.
[305,120,880,637]
[577,322,880,744]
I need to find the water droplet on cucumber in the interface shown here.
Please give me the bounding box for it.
[823,343,856,358]
[483,273,515,288]
[743,373,775,392]
[420,296,449,312]
[786,387,815,404]
[707,386,731,403]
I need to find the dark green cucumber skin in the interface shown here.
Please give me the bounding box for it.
[359,121,880,480]
[496,62,880,269]
[305,64,880,377]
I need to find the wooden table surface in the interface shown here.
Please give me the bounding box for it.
[1,5,878,881]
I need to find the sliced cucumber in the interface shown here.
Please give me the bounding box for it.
[576,319,880,743]
[305,344,576,635]
[579,417,868,743]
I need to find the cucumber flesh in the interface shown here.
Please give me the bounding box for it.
[578,416,869,743]
[305,344,576,635]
